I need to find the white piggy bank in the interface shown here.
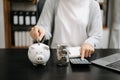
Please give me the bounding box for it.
[28,43,50,66]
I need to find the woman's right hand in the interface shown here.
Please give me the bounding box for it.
[30,26,45,41]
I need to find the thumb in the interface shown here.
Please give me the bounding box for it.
[38,32,45,41]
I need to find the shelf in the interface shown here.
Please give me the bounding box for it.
[12,26,33,31]
[11,46,29,49]
[10,0,37,4]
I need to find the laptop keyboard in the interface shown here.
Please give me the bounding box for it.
[106,60,120,70]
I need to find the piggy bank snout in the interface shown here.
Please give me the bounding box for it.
[35,55,44,61]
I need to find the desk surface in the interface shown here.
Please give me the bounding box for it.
[0,49,120,80]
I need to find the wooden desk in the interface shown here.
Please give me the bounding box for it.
[0,49,120,80]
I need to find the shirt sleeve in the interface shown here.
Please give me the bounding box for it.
[36,0,56,40]
[84,1,103,48]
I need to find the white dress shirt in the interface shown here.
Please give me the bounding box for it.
[51,0,90,48]
[36,0,103,49]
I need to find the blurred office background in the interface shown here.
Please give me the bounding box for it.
[109,0,120,48]
[0,0,120,49]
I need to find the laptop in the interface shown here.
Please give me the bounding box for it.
[91,53,120,72]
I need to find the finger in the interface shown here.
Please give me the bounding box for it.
[89,47,94,53]
[89,49,94,57]
[30,30,36,39]
[81,49,85,60]
[88,50,91,57]
[34,28,40,39]
[29,30,33,37]
[31,27,35,31]
[85,49,90,58]
[38,32,44,41]
[30,27,34,35]
[91,48,94,54]
[30,27,36,37]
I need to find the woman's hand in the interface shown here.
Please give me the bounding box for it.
[30,26,45,41]
[80,43,94,60]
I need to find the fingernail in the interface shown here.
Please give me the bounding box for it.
[81,58,84,60]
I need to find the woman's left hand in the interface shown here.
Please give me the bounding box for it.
[80,43,94,60]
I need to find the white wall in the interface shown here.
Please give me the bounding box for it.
[0,0,5,48]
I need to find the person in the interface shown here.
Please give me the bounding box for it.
[30,0,103,60]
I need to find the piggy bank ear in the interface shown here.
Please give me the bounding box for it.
[43,46,49,50]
